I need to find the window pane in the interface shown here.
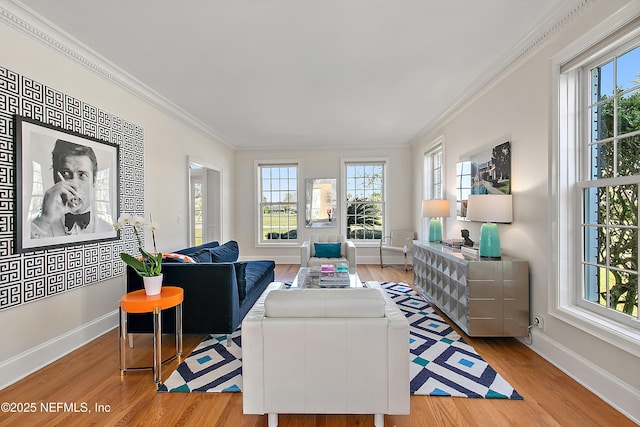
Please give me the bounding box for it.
[617,135,640,176]
[590,141,614,179]
[591,60,614,103]
[609,227,637,270]
[616,45,640,93]
[608,184,637,226]
[590,101,614,142]
[584,263,600,303]
[583,225,601,265]
[608,270,638,317]
[618,88,640,135]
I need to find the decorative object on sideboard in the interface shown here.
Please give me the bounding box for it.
[422,199,451,242]
[465,194,512,258]
[461,229,474,247]
[460,245,480,260]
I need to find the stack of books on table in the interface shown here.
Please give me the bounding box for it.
[460,245,480,259]
[319,264,350,287]
[442,238,464,249]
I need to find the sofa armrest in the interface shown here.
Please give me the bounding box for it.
[344,240,357,270]
[366,282,410,414]
[300,241,311,267]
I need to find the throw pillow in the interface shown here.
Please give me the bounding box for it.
[162,253,196,263]
[234,261,248,300]
[314,242,341,258]
[190,248,212,263]
[209,240,239,262]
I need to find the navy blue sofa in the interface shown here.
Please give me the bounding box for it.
[125,241,275,337]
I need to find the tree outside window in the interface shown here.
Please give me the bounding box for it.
[345,162,384,240]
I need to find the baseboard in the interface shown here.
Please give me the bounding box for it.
[528,329,640,424]
[0,310,118,390]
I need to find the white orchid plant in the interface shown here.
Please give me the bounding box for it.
[114,213,162,277]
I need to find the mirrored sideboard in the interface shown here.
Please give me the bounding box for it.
[413,241,529,337]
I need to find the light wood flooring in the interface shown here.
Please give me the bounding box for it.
[0,264,634,426]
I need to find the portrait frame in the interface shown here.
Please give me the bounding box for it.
[13,115,120,252]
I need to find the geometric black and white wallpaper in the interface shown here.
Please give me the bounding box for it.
[0,66,144,311]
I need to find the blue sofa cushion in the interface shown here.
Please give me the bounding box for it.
[314,242,341,258]
[245,260,276,298]
[190,249,212,263]
[234,261,248,300]
[175,241,219,255]
[209,240,239,262]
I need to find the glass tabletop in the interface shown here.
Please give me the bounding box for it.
[291,267,363,289]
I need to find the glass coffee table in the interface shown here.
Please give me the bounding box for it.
[290,267,364,289]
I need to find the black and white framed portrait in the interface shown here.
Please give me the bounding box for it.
[14,115,120,252]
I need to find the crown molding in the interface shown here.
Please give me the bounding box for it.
[0,0,235,149]
[408,0,601,148]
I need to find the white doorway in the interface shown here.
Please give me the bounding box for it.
[188,160,222,246]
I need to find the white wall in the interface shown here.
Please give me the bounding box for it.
[0,9,234,388]
[234,147,413,264]
[411,0,639,422]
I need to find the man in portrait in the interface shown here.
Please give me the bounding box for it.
[31,139,113,238]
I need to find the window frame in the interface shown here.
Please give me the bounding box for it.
[576,39,640,328]
[256,161,300,246]
[551,8,640,352]
[341,158,386,244]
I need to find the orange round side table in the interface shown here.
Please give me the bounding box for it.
[119,286,184,385]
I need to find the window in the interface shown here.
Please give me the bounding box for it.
[557,26,640,332]
[425,145,444,200]
[578,41,640,325]
[344,161,385,240]
[258,163,298,243]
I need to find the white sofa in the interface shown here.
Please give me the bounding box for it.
[242,283,410,427]
[300,234,357,271]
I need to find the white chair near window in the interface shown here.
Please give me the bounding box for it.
[379,230,415,270]
[300,234,357,271]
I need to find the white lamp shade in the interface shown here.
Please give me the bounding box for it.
[466,194,513,223]
[422,199,450,217]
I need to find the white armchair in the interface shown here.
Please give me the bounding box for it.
[300,234,357,271]
[242,283,410,427]
[379,230,415,270]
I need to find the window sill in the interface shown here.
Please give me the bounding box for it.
[256,241,299,248]
[551,305,640,356]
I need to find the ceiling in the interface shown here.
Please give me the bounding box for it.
[16,0,579,150]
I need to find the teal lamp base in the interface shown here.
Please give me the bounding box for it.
[428,218,442,242]
[478,222,501,258]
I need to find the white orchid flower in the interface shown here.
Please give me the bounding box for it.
[132,215,145,229]
[117,213,133,225]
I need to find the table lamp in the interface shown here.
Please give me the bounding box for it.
[465,194,513,258]
[422,199,450,242]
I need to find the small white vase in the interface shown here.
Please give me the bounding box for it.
[143,273,163,296]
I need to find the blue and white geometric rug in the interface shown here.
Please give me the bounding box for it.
[159,282,523,399]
